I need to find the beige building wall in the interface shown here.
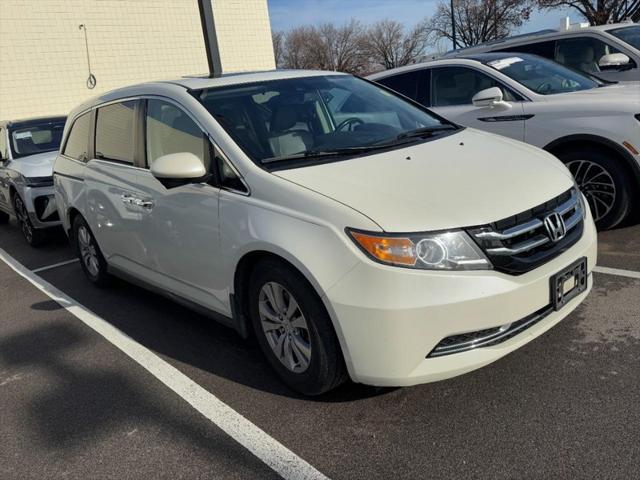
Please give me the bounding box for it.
[0,0,275,120]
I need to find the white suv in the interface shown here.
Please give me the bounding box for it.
[0,116,66,245]
[444,22,640,82]
[369,53,640,230]
[53,71,596,395]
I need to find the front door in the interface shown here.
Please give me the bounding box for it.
[132,98,225,314]
[429,66,526,141]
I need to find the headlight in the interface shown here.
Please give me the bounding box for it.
[347,229,492,270]
[573,182,587,220]
[25,176,54,187]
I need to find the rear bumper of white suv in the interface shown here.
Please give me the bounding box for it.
[325,208,597,387]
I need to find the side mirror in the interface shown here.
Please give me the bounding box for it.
[150,152,208,188]
[472,87,511,109]
[599,53,631,70]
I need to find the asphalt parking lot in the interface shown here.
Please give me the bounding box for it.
[1,217,639,480]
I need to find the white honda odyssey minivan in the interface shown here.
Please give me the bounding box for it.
[53,71,597,395]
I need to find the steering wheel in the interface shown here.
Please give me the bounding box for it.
[336,117,365,132]
[537,82,552,94]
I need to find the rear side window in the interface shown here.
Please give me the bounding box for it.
[145,99,208,168]
[497,40,556,59]
[376,70,427,105]
[63,112,91,161]
[95,101,136,164]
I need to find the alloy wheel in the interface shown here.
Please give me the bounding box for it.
[14,196,34,243]
[77,225,100,276]
[258,281,312,373]
[567,159,616,222]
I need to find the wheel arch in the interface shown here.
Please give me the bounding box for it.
[544,134,640,186]
[66,207,83,241]
[231,248,354,376]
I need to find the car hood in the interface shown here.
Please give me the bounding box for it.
[10,150,57,178]
[274,129,574,232]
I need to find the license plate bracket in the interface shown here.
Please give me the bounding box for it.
[550,257,588,311]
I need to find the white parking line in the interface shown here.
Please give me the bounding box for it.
[31,258,79,273]
[594,266,640,280]
[0,248,329,480]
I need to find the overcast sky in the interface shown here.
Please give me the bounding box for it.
[267,0,577,39]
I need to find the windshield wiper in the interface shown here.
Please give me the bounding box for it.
[261,126,459,164]
[394,125,457,141]
[261,145,391,164]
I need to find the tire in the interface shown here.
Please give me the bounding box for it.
[248,259,347,396]
[72,215,111,287]
[12,194,45,247]
[558,148,632,230]
[0,210,9,224]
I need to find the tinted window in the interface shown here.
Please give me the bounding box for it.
[486,55,598,95]
[215,147,246,192]
[609,25,640,50]
[497,40,556,59]
[431,67,516,106]
[376,70,425,104]
[9,120,66,159]
[96,101,136,164]
[196,75,448,165]
[555,36,626,74]
[145,99,208,169]
[63,113,92,161]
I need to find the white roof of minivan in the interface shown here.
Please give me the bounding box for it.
[169,69,346,90]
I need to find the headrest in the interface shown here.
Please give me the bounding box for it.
[271,105,298,132]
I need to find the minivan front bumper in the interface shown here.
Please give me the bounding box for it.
[325,208,597,387]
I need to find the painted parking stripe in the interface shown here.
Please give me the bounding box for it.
[0,248,329,480]
[31,258,79,273]
[593,266,640,280]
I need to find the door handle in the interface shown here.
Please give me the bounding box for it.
[121,194,154,210]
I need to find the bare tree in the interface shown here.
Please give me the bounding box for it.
[537,1,639,25]
[275,20,369,74]
[272,31,285,68]
[431,0,536,48]
[363,19,432,70]
[281,26,319,69]
[315,20,369,74]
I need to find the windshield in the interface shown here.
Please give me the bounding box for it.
[486,55,599,95]
[195,75,452,166]
[609,25,640,50]
[9,120,66,159]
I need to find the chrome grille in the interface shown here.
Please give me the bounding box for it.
[468,188,584,275]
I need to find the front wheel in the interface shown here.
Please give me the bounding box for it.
[73,215,111,287]
[249,259,346,396]
[13,194,45,246]
[559,149,632,230]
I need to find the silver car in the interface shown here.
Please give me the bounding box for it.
[0,116,66,246]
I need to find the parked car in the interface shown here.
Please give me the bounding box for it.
[54,71,596,395]
[0,116,66,245]
[443,21,640,82]
[369,53,640,230]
